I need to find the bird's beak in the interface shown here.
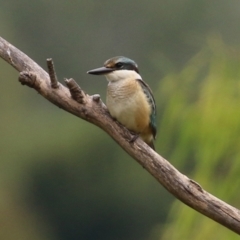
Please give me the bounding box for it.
[87,67,114,75]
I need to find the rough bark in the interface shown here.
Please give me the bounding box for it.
[0,36,239,234]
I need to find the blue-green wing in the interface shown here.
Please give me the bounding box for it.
[137,79,157,139]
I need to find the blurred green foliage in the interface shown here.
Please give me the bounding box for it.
[0,1,240,240]
[156,39,240,240]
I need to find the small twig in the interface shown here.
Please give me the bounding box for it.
[46,58,59,89]
[18,71,40,91]
[92,94,101,102]
[64,78,86,104]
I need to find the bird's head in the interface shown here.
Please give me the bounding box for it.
[87,56,140,82]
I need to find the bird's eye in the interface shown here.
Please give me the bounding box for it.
[116,62,123,68]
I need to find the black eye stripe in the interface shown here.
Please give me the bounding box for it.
[114,61,139,73]
[116,62,123,68]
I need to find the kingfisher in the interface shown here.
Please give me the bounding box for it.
[87,56,157,150]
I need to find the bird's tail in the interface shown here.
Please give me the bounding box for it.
[148,141,155,150]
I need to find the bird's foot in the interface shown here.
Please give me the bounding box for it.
[129,132,139,143]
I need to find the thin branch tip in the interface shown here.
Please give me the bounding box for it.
[64,78,86,104]
[92,94,101,102]
[46,58,59,89]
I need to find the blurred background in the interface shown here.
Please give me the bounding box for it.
[1,1,240,239]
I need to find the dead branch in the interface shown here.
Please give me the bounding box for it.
[0,36,239,234]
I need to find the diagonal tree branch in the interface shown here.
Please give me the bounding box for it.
[0,36,239,234]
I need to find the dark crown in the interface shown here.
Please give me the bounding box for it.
[104,56,139,73]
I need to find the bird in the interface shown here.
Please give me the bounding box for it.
[87,56,157,150]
